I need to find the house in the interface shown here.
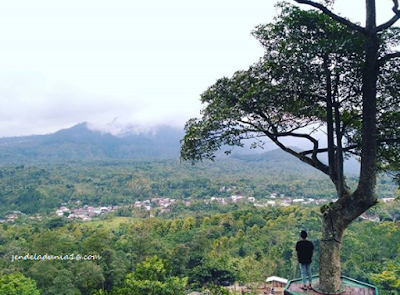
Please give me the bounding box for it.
[6,214,18,222]
[360,213,380,222]
[382,197,395,203]
[266,276,288,288]
[231,195,244,202]
[292,198,305,204]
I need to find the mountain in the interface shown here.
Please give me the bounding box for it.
[230,148,360,175]
[0,123,361,175]
[0,122,185,163]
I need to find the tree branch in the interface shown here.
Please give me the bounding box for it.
[375,15,400,32]
[293,0,367,34]
[267,133,330,175]
[238,118,330,175]
[378,52,400,66]
[300,137,400,156]
[393,0,400,16]
[300,145,359,156]
[380,138,400,144]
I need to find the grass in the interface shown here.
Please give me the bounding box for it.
[82,216,137,229]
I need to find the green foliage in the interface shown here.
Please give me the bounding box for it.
[0,273,40,295]
[190,258,237,288]
[180,3,365,163]
[180,2,400,182]
[208,284,237,295]
[0,153,396,216]
[73,261,105,295]
[0,194,399,294]
[47,269,81,295]
[117,256,187,295]
[371,262,400,294]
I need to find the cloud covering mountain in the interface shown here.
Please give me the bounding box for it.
[0,122,184,163]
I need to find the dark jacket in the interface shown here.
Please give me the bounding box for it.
[296,240,314,264]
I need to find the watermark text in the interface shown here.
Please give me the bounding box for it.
[11,253,101,262]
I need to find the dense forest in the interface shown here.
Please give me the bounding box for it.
[0,152,398,294]
[0,203,399,294]
[0,155,397,217]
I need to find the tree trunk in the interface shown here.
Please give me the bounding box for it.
[318,189,377,293]
[318,208,345,293]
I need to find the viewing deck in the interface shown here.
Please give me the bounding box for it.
[284,276,378,295]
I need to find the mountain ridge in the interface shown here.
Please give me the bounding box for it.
[0,122,360,175]
[0,122,184,163]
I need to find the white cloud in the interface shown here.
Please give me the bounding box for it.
[0,0,396,137]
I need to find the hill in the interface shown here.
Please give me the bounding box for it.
[0,122,361,175]
[0,123,184,163]
[230,148,360,175]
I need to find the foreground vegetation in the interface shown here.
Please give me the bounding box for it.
[0,159,398,294]
[0,203,399,294]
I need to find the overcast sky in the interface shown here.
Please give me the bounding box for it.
[0,0,396,137]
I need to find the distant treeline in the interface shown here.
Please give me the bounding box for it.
[0,158,397,216]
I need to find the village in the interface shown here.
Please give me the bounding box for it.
[54,194,338,222]
[1,194,396,223]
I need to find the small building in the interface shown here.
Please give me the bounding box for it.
[292,198,305,204]
[7,214,19,222]
[231,195,244,202]
[382,197,395,203]
[266,276,288,288]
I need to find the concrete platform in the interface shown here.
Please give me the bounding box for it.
[284,276,378,295]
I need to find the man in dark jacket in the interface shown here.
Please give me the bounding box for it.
[296,230,314,290]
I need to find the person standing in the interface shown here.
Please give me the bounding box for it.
[296,230,314,290]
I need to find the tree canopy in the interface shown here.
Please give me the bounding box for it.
[117,256,188,295]
[181,3,400,184]
[0,273,41,295]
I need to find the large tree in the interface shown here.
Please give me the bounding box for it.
[181,1,400,293]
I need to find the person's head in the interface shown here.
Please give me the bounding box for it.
[300,230,308,239]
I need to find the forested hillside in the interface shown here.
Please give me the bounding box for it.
[0,157,397,217]
[0,125,398,295]
[0,204,399,294]
[0,123,183,162]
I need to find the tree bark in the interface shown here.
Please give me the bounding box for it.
[318,188,378,293]
[319,212,344,294]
